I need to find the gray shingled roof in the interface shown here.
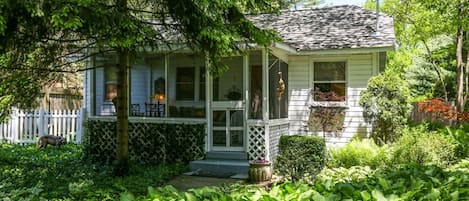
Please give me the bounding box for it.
[248,5,395,51]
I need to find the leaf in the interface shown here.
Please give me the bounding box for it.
[311,190,326,201]
[335,183,355,198]
[450,190,459,200]
[119,192,135,201]
[377,177,390,190]
[360,191,371,201]
[184,192,198,201]
[422,188,440,200]
[372,190,388,201]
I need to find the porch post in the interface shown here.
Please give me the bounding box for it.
[205,53,211,152]
[243,53,249,152]
[164,54,169,117]
[262,48,270,160]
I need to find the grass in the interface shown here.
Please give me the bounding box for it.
[0,143,186,200]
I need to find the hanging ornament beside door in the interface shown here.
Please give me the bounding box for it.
[276,72,285,100]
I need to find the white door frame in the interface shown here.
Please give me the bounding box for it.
[206,54,249,152]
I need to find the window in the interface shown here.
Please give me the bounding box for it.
[379,52,386,73]
[104,66,118,102]
[199,67,207,100]
[175,66,209,101]
[176,67,195,100]
[313,62,346,101]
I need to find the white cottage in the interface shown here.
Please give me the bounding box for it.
[83,5,394,174]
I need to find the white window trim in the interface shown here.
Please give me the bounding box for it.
[310,59,348,103]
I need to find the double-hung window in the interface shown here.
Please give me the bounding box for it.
[175,66,207,101]
[313,61,346,101]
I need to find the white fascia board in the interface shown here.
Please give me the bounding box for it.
[272,42,395,55]
[294,46,395,55]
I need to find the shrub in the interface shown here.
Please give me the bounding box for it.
[315,166,375,184]
[359,70,412,145]
[392,125,456,167]
[275,135,326,181]
[440,125,469,158]
[328,138,390,169]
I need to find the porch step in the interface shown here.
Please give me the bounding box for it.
[206,151,248,160]
[189,159,249,176]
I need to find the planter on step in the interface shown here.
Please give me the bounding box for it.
[248,160,272,183]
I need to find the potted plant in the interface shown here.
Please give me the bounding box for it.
[248,159,272,183]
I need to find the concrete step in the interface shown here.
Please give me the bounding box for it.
[189,159,249,176]
[206,151,248,160]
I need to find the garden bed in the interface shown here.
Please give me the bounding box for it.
[0,144,186,200]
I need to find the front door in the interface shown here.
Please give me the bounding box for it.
[209,56,245,151]
[211,102,244,151]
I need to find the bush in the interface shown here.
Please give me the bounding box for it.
[392,125,456,167]
[315,166,375,184]
[440,125,469,158]
[275,135,327,181]
[359,70,412,145]
[328,138,390,169]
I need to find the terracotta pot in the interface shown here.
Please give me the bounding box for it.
[248,161,272,183]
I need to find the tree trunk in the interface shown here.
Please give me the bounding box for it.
[422,41,449,101]
[115,48,130,175]
[456,26,465,112]
[465,48,469,104]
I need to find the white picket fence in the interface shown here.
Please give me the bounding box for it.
[0,108,85,144]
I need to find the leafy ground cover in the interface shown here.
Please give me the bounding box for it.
[0,144,186,200]
[136,159,469,200]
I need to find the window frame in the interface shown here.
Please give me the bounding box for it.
[311,60,348,103]
[175,66,206,102]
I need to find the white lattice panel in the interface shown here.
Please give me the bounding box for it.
[248,125,266,160]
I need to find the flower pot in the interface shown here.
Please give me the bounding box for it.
[248,161,272,183]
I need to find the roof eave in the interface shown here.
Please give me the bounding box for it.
[273,42,395,55]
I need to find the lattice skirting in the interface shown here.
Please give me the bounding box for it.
[247,125,266,160]
[84,120,205,164]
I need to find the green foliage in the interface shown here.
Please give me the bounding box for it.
[359,70,412,145]
[0,0,286,121]
[440,124,469,158]
[138,161,469,200]
[381,0,469,108]
[392,125,457,166]
[404,35,457,101]
[0,144,185,200]
[311,163,465,199]
[84,120,205,164]
[328,138,390,169]
[275,135,327,181]
[315,166,375,184]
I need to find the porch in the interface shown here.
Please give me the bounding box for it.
[86,48,290,173]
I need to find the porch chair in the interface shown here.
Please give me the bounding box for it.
[131,104,143,116]
[145,102,158,117]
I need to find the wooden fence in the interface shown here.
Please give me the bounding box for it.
[410,101,456,126]
[0,108,85,144]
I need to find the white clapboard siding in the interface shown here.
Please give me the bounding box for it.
[85,70,92,115]
[0,108,84,145]
[288,54,374,146]
[95,67,105,115]
[131,65,149,114]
